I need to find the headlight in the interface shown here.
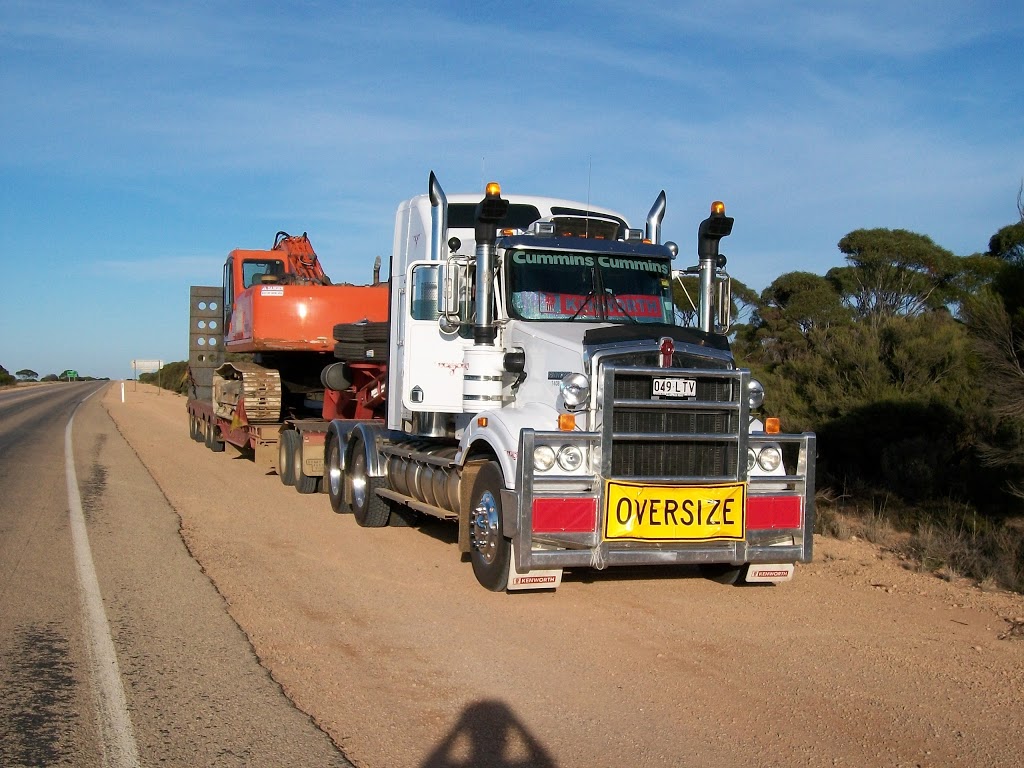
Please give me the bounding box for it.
[748,379,765,410]
[560,372,590,409]
[534,445,556,472]
[746,447,757,472]
[557,445,584,472]
[757,445,782,472]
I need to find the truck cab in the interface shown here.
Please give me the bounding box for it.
[330,173,814,591]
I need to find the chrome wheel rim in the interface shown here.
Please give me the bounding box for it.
[350,450,367,511]
[471,491,500,565]
[327,443,342,498]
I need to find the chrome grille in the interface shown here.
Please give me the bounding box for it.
[601,365,747,482]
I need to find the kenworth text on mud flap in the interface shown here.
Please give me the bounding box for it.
[314,173,816,591]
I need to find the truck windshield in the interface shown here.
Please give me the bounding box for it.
[507,250,674,324]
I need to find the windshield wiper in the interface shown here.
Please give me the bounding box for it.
[568,290,599,321]
[604,288,639,323]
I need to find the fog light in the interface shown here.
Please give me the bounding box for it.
[534,445,556,472]
[556,445,584,472]
[757,445,782,472]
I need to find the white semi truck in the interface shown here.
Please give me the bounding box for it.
[320,172,816,591]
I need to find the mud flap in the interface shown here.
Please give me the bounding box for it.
[744,563,795,583]
[505,544,563,591]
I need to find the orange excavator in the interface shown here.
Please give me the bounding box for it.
[188,231,388,472]
[215,231,388,422]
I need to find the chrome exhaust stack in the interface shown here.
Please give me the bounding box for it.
[646,190,667,245]
[429,171,447,262]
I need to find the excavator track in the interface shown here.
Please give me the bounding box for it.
[213,362,282,423]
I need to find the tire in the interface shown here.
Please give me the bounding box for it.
[292,432,319,494]
[189,415,200,442]
[700,563,747,585]
[325,436,350,513]
[278,430,298,486]
[347,436,390,527]
[469,462,512,592]
[205,420,224,453]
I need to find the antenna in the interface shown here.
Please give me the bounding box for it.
[481,157,486,190]
[586,156,592,239]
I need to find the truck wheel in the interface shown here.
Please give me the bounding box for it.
[469,462,512,592]
[292,433,319,494]
[278,430,297,486]
[193,416,204,443]
[348,437,390,527]
[700,563,747,585]
[325,436,349,513]
[205,421,225,453]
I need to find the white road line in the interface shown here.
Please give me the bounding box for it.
[66,388,142,768]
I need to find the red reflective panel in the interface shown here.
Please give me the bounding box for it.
[747,495,802,530]
[532,498,597,533]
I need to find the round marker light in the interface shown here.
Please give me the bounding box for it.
[560,372,590,409]
[534,445,556,472]
[557,445,584,472]
[747,447,757,473]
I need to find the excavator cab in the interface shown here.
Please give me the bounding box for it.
[241,259,286,287]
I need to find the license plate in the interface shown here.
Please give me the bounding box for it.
[652,377,696,398]
[604,481,746,542]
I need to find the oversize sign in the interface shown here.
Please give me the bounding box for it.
[604,481,746,542]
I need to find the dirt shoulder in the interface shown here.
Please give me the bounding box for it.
[104,384,1024,768]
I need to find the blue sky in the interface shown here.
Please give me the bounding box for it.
[1,1,1022,380]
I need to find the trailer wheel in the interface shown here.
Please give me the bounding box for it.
[325,435,349,513]
[700,563,747,585]
[292,433,319,494]
[189,415,201,442]
[348,437,390,527]
[469,462,512,592]
[278,430,298,486]
[205,420,225,453]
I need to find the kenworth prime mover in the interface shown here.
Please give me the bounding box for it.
[188,172,815,591]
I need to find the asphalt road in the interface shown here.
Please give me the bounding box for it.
[6,382,1024,768]
[0,383,351,767]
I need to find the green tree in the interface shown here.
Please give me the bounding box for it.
[16,369,39,381]
[963,194,1024,500]
[827,229,962,324]
[139,361,190,394]
[0,364,14,387]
